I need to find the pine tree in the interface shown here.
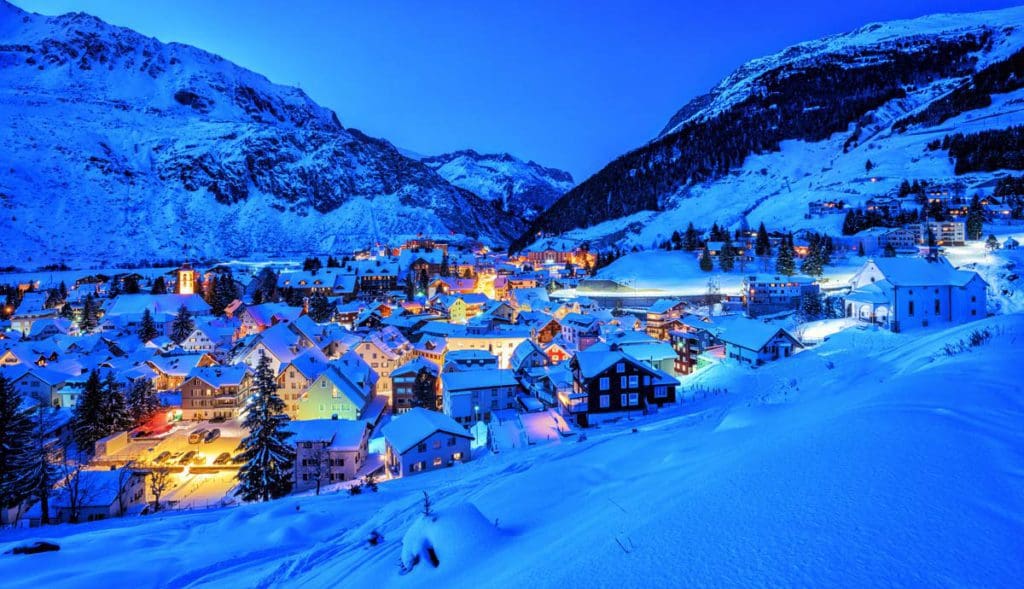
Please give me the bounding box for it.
[842,210,858,235]
[776,236,796,276]
[986,234,1000,250]
[235,353,295,502]
[966,195,984,241]
[308,292,333,323]
[718,235,735,272]
[755,222,771,257]
[204,274,220,308]
[58,281,68,301]
[72,371,107,454]
[0,375,35,512]
[857,241,866,257]
[801,241,824,277]
[123,274,141,294]
[79,294,99,333]
[800,291,823,320]
[102,373,132,434]
[21,400,59,525]
[215,271,238,313]
[883,243,897,257]
[126,379,161,426]
[699,247,713,272]
[682,223,700,251]
[151,276,167,295]
[170,305,194,344]
[138,308,158,343]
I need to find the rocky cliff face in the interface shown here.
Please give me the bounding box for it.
[0,1,522,267]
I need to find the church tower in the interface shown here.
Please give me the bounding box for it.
[177,262,195,295]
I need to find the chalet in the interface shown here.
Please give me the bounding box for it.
[180,322,234,355]
[288,419,373,492]
[236,303,301,338]
[510,340,550,374]
[713,317,803,365]
[296,353,379,421]
[440,368,520,425]
[568,347,678,427]
[865,196,902,217]
[807,199,846,216]
[742,274,819,317]
[382,408,472,478]
[49,469,147,523]
[353,326,412,400]
[845,258,987,332]
[10,292,57,336]
[146,353,218,391]
[560,313,601,351]
[276,349,330,418]
[180,364,251,420]
[645,299,688,340]
[391,357,440,413]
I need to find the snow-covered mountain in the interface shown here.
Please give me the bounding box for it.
[419,150,573,221]
[516,6,1024,250]
[0,1,523,267]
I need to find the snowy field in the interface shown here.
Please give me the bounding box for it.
[2,314,1022,588]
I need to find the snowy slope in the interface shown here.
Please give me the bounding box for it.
[0,1,522,267]
[420,150,574,220]
[521,5,1024,250]
[2,313,1022,588]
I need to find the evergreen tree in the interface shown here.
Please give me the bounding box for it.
[883,243,897,257]
[412,368,437,409]
[0,375,35,513]
[800,291,823,320]
[72,371,106,453]
[755,222,771,256]
[151,276,167,295]
[986,234,1001,250]
[308,292,333,323]
[123,275,141,294]
[966,195,985,241]
[170,305,194,344]
[215,271,238,313]
[857,241,866,257]
[102,373,132,434]
[801,241,824,277]
[204,274,220,308]
[235,354,295,502]
[107,277,122,299]
[21,399,59,525]
[775,236,796,276]
[79,294,99,333]
[682,222,700,251]
[58,281,68,301]
[842,210,858,235]
[59,301,75,320]
[670,230,683,250]
[699,247,713,272]
[126,379,161,426]
[439,253,450,277]
[138,308,158,343]
[718,236,735,271]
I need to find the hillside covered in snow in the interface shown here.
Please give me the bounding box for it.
[2,311,1022,588]
[516,6,1024,250]
[0,1,523,267]
[420,150,573,221]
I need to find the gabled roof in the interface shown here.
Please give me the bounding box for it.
[185,364,249,388]
[714,317,802,352]
[285,419,371,450]
[441,369,519,392]
[648,299,685,314]
[382,407,471,454]
[392,356,439,378]
[867,258,981,288]
[510,339,547,372]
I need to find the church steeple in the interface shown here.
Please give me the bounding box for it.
[178,262,196,295]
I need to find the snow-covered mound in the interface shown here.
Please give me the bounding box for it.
[518,5,1024,250]
[0,0,522,266]
[2,314,1022,588]
[420,150,573,221]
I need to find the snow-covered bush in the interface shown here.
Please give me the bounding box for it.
[400,502,499,573]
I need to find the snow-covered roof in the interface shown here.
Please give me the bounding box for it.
[714,317,801,352]
[382,407,471,454]
[285,419,371,451]
[441,369,519,392]
[868,257,982,287]
[185,364,249,388]
[105,294,211,317]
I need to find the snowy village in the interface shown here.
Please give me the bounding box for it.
[2,1,1024,588]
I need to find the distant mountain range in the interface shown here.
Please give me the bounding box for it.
[0,0,560,266]
[515,6,1024,251]
[420,150,573,221]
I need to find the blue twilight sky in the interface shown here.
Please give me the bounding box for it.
[10,0,1023,180]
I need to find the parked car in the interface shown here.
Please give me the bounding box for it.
[231,453,246,464]
[168,451,184,462]
[213,452,232,465]
[209,416,227,424]
[178,451,196,465]
[203,429,221,443]
[153,451,171,464]
[188,429,208,444]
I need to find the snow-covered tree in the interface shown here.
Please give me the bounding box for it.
[718,235,735,272]
[699,247,713,272]
[0,375,34,514]
[138,308,158,343]
[755,222,772,257]
[235,353,295,502]
[21,399,61,525]
[126,378,161,426]
[102,372,133,434]
[170,304,194,344]
[151,276,167,295]
[775,236,796,276]
[79,294,99,333]
[308,292,333,323]
[72,371,107,453]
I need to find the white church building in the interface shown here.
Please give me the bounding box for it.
[845,257,987,332]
